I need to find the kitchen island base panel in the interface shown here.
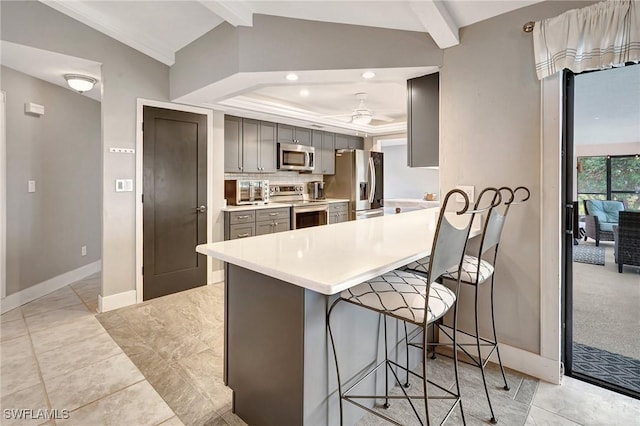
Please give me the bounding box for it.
[225,264,421,426]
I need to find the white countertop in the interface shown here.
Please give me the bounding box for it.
[197,208,481,295]
[222,198,349,211]
[384,199,440,209]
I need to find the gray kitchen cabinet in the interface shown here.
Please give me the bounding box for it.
[407,73,439,167]
[228,223,255,240]
[259,121,277,172]
[328,202,349,224]
[277,124,312,146]
[225,207,290,240]
[335,134,363,150]
[335,133,350,150]
[224,115,243,173]
[225,116,276,173]
[312,130,336,175]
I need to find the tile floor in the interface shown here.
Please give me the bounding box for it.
[2,274,639,426]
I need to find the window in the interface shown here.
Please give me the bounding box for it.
[577,154,640,215]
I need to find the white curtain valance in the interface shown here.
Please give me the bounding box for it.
[533,0,640,80]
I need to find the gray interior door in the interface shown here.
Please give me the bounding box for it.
[143,106,207,300]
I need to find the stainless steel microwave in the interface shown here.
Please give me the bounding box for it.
[224,180,270,205]
[277,143,315,172]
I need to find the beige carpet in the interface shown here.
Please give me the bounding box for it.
[573,241,640,360]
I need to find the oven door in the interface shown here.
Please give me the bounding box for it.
[293,205,328,229]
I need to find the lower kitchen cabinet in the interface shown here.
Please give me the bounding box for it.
[225,207,290,240]
[328,202,349,224]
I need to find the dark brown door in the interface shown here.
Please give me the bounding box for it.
[143,106,207,300]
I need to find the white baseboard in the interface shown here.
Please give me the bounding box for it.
[98,290,137,313]
[0,261,101,314]
[440,331,561,384]
[210,269,224,284]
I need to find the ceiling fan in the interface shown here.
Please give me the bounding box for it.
[324,93,394,125]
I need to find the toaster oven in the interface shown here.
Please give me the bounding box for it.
[224,180,270,205]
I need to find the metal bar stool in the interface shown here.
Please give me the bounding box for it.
[327,189,488,426]
[404,186,530,424]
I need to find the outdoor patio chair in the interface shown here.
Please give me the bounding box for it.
[583,200,625,246]
[614,211,640,273]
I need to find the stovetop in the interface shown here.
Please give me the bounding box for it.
[269,183,326,207]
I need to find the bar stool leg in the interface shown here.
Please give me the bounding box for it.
[490,276,510,391]
[403,322,411,388]
[422,326,432,426]
[383,316,391,409]
[475,286,498,424]
[452,300,466,425]
[327,299,345,426]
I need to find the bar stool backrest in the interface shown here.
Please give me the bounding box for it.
[423,189,491,324]
[479,186,530,258]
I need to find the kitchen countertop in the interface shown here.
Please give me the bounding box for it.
[384,198,440,208]
[221,198,349,212]
[197,207,480,295]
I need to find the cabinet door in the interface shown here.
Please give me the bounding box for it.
[242,118,260,173]
[321,132,335,174]
[335,133,350,150]
[336,212,349,223]
[259,121,277,172]
[224,116,242,172]
[311,130,323,173]
[294,127,312,146]
[350,136,364,150]
[277,124,294,144]
[408,73,439,167]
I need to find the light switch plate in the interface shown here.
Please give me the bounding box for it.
[455,185,474,203]
[28,180,36,193]
[115,179,134,192]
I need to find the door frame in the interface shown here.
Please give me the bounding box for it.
[136,99,214,304]
[1,91,6,300]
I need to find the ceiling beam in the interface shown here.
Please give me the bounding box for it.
[199,1,253,27]
[40,0,175,65]
[409,1,459,49]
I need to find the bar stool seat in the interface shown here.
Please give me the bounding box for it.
[442,255,494,285]
[341,270,456,325]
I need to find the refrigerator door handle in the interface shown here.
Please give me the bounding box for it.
[368,157,376,203]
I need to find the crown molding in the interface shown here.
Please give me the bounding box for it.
[218,95,406,136]
[40,0,176,65]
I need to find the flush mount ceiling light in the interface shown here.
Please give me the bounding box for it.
[362,71,376,79]
[299,89,310,97]
[285,73,299,81]
[64,74,97,92]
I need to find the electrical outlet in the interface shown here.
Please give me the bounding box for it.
[81,246,87,256]
[455,185,475,203]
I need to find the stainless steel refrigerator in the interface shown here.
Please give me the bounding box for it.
[324,149,384,220]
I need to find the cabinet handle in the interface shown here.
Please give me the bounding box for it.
[237,233,250,238]
[273,222,278,226]
[269,213,278,216]
[237,215,249,219]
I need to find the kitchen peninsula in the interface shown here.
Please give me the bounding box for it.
[196,208,480,426]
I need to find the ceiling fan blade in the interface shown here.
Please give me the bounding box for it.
[320,113,352,118]
[372,115,395,122]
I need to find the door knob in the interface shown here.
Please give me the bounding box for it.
[195,205,207,213]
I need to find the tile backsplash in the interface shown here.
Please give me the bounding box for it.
[224,172,324,190]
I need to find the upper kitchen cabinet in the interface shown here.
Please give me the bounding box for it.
[312,130,336,175]
[224,116,276,173]
[224,115,243,173]
[277,124,312,146]
[335,134,364,150]
[407,73,439,167]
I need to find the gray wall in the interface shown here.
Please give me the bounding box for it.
[2,66,101,295]
[1,1,170,298]
[172,14,443,99]
[382,144,439,199]
[440,1,594,353]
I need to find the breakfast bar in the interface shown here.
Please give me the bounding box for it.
[196,208,480,426]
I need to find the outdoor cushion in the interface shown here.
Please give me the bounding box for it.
[585,200,624,224]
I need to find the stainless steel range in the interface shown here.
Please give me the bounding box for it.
[270,184,328,229]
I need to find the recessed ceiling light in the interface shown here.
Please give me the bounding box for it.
[286,73,299,81]
[594,117,600,120]
[362,71,376,79]
[299,89,310,97]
